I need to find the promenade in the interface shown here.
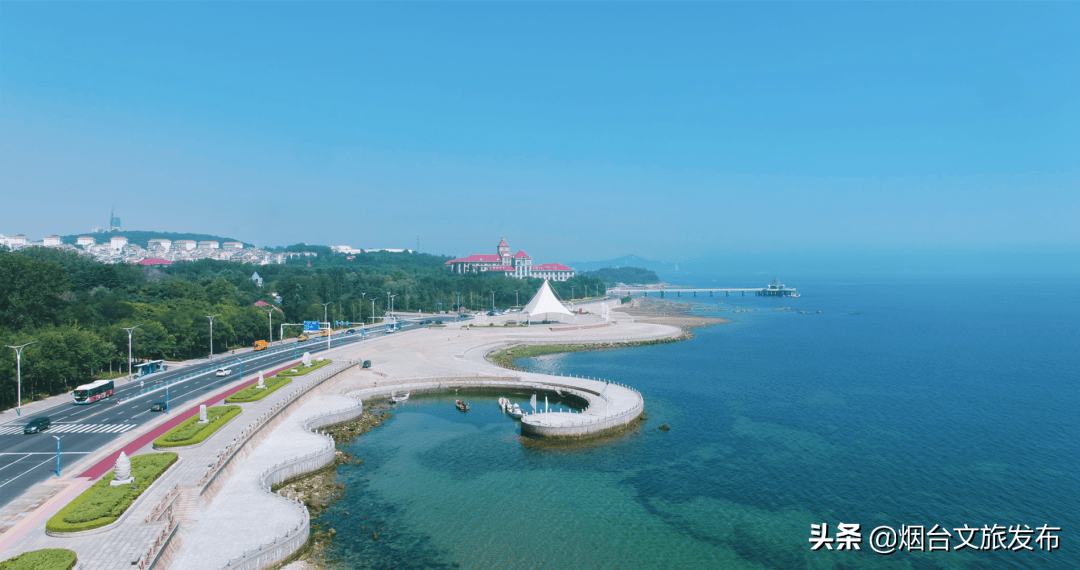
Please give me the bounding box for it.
[0,301,685,569]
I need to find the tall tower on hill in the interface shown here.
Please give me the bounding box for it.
[109,208,122,232]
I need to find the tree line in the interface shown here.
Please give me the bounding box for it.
[1,247,603,409]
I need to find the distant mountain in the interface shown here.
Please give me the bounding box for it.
[568,254,677,274]
[581,267,661,285]
[60,230,253,249]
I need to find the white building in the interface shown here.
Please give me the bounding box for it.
[198,240,220,249]
[148,239,171,251]
[77,236,96,247]
[445,238,574,281]
[110,236,129,251]
[331,245,364,255]
[223,241,244,249]
[43,236,63,247]
[175,240,197,251]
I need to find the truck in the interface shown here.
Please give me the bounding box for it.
[297,334,308,342]
[254,340,269,351]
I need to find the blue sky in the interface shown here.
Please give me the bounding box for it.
[2,2,1077,272]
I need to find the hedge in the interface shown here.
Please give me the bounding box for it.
[152,406,241,448]
[46,453,177,533]
[276,359,332,377]
[0,549,77,570]
[225,376,291,403]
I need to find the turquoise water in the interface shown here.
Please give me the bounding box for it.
[317,277,1078,569]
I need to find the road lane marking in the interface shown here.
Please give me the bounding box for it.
[0,423,137,436]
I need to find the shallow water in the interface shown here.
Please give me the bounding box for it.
[317,277,1078,569]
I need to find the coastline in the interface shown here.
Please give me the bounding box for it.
[1,299,700,569]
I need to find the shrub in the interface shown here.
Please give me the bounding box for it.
[153,406,241,448]
[276,359,332,377]
[46,453,177,533]
[0,549,77,570]
[225,377,291,403]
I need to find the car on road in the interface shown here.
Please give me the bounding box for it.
[297,334,308,342]
[362,360,372,369]
[215,368,232,377]
[345,328,356,335]
[23,417,51,434]
[150,401,167,412]
[487,310,497,316]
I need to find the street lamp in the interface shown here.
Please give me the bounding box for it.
[360,293,367,335]
[571,286,576,300]
[6,341,37,417]
[262,308,274,345]
[206,315,219,361]
[120,325,142,383]
[515,289,520,307]
[321,302,331,350]
[491,290,496,311]
[52,435,64,476]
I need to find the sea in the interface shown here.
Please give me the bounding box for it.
[314,275,1078,570]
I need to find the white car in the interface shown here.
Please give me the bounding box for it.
[215,368,232,377]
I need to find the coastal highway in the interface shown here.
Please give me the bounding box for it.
[0,323,427,509]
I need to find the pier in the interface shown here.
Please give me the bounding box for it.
[610,278,798,298]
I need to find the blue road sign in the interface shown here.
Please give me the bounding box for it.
[304,321,320,332]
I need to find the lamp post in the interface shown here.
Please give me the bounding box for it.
[321,302,331,350]
[571,286,576,300]
[6,341,37,417]
[120,325,142,383]
[262,308,274,345]
[515,289,520,307]
[360,292,367,334]
[206,315,218,361]
[491,290,496,311]
[52,435,64,476]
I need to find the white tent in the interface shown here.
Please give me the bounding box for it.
[523,280,574,323]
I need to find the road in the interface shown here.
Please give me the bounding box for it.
[0,323,432,509]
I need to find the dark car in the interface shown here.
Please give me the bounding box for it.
[362,360,372,369]
[150,401,167,412]
[23,417,51,434]
[345,328,356,335]
[487,310,497,316]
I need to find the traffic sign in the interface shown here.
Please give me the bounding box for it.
[303,321,320,332]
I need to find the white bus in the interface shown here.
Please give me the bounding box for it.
[73,380,114,404]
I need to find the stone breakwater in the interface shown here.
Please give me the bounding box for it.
[354,372,644,441]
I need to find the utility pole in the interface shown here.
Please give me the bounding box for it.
[6,341,37,416]
[121,325,142,383]
[515,289,520,307]
[491,290,496,311]
[206,315,218,360]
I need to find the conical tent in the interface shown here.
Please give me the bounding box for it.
[523,280,573,323]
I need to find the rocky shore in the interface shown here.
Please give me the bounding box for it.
[616,297,730,329]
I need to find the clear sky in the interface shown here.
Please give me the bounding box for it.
[2,2,1077,273]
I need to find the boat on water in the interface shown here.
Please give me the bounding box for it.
[455,399,470,412]
[390,392,410,404]
[507,404,524,419]
[498,397,510,412]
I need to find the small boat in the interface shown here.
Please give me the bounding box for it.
[498,397,510,411]
[455,399,470,412]
[507,404,524,420]
[390,392,409,404]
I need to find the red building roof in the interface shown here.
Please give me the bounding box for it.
[513,250,530,259]
[498,238,509,247]
[135,258,172,265]
[446,254,502,264]
[533,263,572,271]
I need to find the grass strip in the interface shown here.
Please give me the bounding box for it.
[225,376,292,403]
[0,549,77,570]
[152,406,241,448]
[46,453,177,533]
[277,359,332,377]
